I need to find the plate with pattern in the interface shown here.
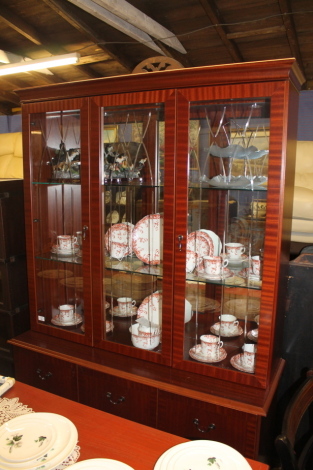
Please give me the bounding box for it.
[104,223,134,257]
[187,231,214,268]
[0,412,78,470]
[132,213,163,265]
[137,291,162,326]
[154,440,252,470]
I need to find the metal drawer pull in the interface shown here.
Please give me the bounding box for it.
[106,392,125,405]
[36,369,53,381]
[193,418,216,433]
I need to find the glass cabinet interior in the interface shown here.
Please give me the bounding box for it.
[30,110,85,334]
[184,98,269,373]
[102,104,164,353]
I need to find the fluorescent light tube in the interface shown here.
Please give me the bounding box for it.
[0,53,80,76]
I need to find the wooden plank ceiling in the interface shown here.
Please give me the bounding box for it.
[0,0,312,114]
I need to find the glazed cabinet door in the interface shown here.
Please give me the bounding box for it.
[173,82,293,387]
[91,91,176,365]
[24,99,92,344]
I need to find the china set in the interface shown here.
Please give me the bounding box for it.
[186,230,262,281]
[105,213,163,265]
[189,311,258,373]
[52,304,83,327]
[0,412,78,470]
[51,233,81,257]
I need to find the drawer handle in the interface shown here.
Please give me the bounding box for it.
[36,369,53,381]
[106,392,125,405]
[193,418,216,433]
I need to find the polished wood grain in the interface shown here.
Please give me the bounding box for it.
[4,382,269,470]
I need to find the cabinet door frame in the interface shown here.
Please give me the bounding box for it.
[90,89,176,366]
[22,97,93,345]
[172,80,298,389]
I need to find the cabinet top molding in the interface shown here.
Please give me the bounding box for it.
[16,58,304,104]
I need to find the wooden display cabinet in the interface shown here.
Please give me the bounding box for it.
[10,59,303,461]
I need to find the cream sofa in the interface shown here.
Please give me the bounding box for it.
[291,140,313,244]
[0,132,23,179]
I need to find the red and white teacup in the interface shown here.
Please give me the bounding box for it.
[203,256,228,276]
[200,334,223,358]
[225,242,245,260]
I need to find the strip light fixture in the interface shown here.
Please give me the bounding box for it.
[0,52,80,76]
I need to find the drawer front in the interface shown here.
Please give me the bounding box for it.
[13,346,78,401]
[157,391,260,459]
[78,366,157,427]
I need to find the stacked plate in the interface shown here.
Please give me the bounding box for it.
[0,412,78,470]
[70,459,134,469]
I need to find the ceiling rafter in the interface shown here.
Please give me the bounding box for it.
[66,0,165,56]
[42,0,133,72]
[198,0,244,63]
[0,6,44,45]
[91,0,186,53]
[0,2,102,80]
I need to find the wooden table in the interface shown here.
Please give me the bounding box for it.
[4,382,269,470]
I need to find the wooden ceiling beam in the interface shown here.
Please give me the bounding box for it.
[0,2,109,79]
[278,0,304,73]
[92,0,186,54]
[198,0,244,63]
[41,0,133,72]
[0,90,20,105]
[227,26,286,40]
[0,6,44,46]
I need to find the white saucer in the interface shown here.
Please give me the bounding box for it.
[238,268,260,280]
[226,254,248,266]
[111,305,137,317]
[51,313,83,326]
[210,322,243,338]
[230,353,255,373]
[247,328,258,342]
[197,267,234,280]
[51,245,80,256]
[189,344,227,363]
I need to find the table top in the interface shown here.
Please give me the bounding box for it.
[3,381,269,470]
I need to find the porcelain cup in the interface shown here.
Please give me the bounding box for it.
[225,242,245,260]
[58,304,74,323]
[200,334,223,358]
[186,250,197,273]
[117,297,136,314]
[57,235,77,251]
[130,323,160,350]
[241,343,256,370]
[203,255,228,276]
[251,255,261,277]
[218,314,239,336]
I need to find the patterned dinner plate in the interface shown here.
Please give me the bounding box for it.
[132,213,163,265]
[69,459,135,470]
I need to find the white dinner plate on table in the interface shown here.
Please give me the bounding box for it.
[0,412,78,470]
[69,459,135,470]
[154,440,252,470]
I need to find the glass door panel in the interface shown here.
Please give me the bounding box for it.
[30,109,85,335]
[184,98,269,373]
[101,104,164,353]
